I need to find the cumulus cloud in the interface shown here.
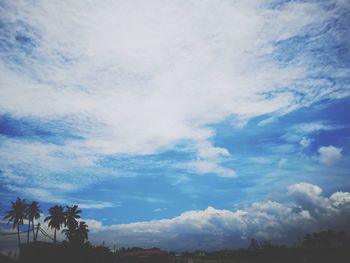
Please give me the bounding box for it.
[318,145,343,165]
[184,141,236,177]
[84,183,350,251]
[288,182,323,197]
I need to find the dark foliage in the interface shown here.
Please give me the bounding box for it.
[303,230,349,248]
[3,198,350,263]
[19,242,114,263]
[0,253,17,263]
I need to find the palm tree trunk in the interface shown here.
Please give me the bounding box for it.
[27,220,30,243]
[54,228,56,243]
[32,220,36,242]
[35,223,40,241]
[17,224,21,245]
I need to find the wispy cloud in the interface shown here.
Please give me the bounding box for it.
[282,121,344,148]
[0,0,349,207]
[77,201,117,210]
[185,160,237,177]
[1,0,348,155]
[153,207,168,212]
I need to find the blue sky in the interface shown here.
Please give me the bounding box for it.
[1,0,350,251]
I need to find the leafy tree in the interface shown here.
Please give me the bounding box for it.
[3,197,27,245]
[26,201,41,242]
[44,205,65,243]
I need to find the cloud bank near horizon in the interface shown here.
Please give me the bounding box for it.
[1,183,349,252]
[84,183,350,251]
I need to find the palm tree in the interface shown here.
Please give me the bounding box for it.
[64,205,81,228]
[63,205,81,243]
[76,221,89,244]
[3,197,27,245]
[26,201,41,242]
[63,221,89,244]
[44,205,65,243]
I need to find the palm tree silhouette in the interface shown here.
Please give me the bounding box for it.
[65,205,81,228]
[63,205,81,243]
[26,201,41,242]
[63,220,89,244]
[3,197,27,245]
[76,221,89,244]
[44,205,65,243]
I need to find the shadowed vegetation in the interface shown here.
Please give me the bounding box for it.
[26,201,41,243]
[2,198,350,263]
[44,205,65,244]
[3,198,27,245]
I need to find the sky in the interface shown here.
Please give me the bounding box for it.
[0,0,350,252]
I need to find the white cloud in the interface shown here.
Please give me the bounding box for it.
[287,183,328,215]
[153,208,168,212]
[184,142,236,177]
[293,122,335,134]
[299,137,312,148]
[84,183,350,251]
[0,1,346,157]
[5,185,66,203]
[318,145,343,166]
[283,121,339,148]
[83,219,106,233]
[0,137,96,171]
[3,184,118,209]
[0,137,101,200]
[288,182,323,197]
[185,160,237,177]
[2,183,350,251]
[0,0,349,192]
[330,192,350,207]
[197,142,230,160]
[77,201,117,209]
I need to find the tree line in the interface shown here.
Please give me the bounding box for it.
[3,197,89,245]
[248,230,350,250]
